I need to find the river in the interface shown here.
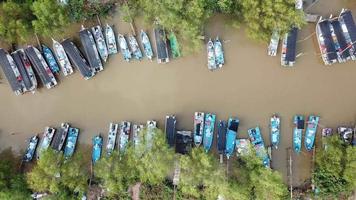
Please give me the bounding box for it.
[0,0,355,186]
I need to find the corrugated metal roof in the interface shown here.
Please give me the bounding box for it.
[0,49,22,93]
[286,28,298,62]
[319,20,338,61]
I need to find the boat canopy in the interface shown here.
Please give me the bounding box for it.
[165,115,176,147]
[331,19,351,59]
[286,27,298,63]
[154,25,169,63]
[0,49,23,94]
[318,20,338,62]
[79,27,103,72]
[12,51,33,91]
[339,9,356,56]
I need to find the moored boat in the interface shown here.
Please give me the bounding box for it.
[64,127,79,158]
[133,124,144,148]
[23,135,39,162]
[165,115,176,148]
[37,127,56,159]
[42,45,60,74]
[119,121,131,153]
[106,123,118,156]
[146,120,157,149]
[203,113,216,152]
[105,24,118,55]
[169,32,181,58]
[267,30,280,56]
[92,135,103,164]
[217,120,227,163]
[51,122,70,151]
[92,25,109,62]
[118,34,131,62]
[79,25,103,72]
[248,126,270,167]
[214,37,224,68]
[18,49,37,91]
[293,115,305,154]
[321,128,333,150]
[52,38,73,76]
[337,127,353,145]
[207,39,216,70]
[193,112,205,147]
[128,35,143,60]
[270,114,281,149]
[304,115,320,151]
[11,49,37,93]
[235,139,251,157]
[226,117,239,159]
[140,30,153,60]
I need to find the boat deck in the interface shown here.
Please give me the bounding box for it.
[318,20,338,62]
[165,115,176,147]
[12,51,33,91]
[79,28,103,72]
[24,47,52,86]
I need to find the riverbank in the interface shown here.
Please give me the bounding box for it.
[0,0,355,186]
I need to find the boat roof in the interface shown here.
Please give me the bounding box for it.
[165,115,176,147]
[175,131,192,154]
[339,10,356,55]
[286,27,298,62]
[61,39,93,79]
[318,20,338,61]
[154,27,169,60]
[24,46,52,86]
[331,19,351,58]
[12,51,33,91]
[0,49,22,93]
[79,28,102,70]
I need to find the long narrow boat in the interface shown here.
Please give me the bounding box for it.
[105,24,118,55]
[52,38,73,76]
[92,25,109,62]
[270,114,281,149]
[51,123,70,151]
[321,128,333,150]
[153,24,169,64]
[214,37,225,68]
[106,123,118,156]
[293,115,305,154]
[37,127,56,159]
[33,47,57,86]
[119,121,131,153]
[128,35,143,60]
[11,49,37,93]
[92,135,103,164]
[146,120,157,149]
[169,32,181,58]
[193,112,205,147]
[235,139,251,157]
[203,113,216,152]
[304,115,320,151]
[18,49,37,90]
[118,34,131,62]
[133,124,144,148]
[64,127,79,158]
[42,45,60,74]
[217,120,227,163]
[79,25,103,72]
[165,115,176,148]
[23,135,39,162]
[226,117,239,159]
[140,30,153,60]
[267,30,280,56]
[207,39,216,70]
[248,126,270,167]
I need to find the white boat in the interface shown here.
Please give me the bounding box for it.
[92,25,109,62]
[207,39,216,70]
[140,30,153,60]
[133,124,144,148]
[146,120,157,149]
[106,123,118,156]
[119,121,131,153]
[268,30,280,56]
[105,24,118,55]
[128,35,143,60]
[37,127,56,159]
[52,38,74,76]
[118,34,131,62]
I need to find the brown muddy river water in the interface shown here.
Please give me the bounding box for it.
[0,0,355,186]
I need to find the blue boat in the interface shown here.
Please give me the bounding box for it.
[270,114,281,149]
[118,34,131,62]
[105,24,118,55]
[305,115,320,151]
[248,126,270,167]
[140,30,153,60]
[119,121,131,153]
[203,113,216,152]
[214,37,224,68]
[92,135,103,164]
[23,135,39,162]
[225,117,239,159]
[42,45,60,74]
[217,120,227,162]
[293,115,305,154]
[193,112,205,147]
[128,35,143,60]
[64,127,79,158]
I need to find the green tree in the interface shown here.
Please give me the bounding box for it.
[32,0,70,37]
[313,135,356,198]
[0,0,34,44]
[0,148,31,200]
[67,0,115,22]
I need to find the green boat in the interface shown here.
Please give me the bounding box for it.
[169,32,181,58]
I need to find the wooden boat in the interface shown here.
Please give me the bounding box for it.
[128,35,143,60]
[248,126,270,167]
[37,127,56,159]
[214,37,224,68]
[140,30,153,60]
[51,123,70,151]
[217,120,227,163]
[203,113,216,152]
[193,112,205,147]
[42,45,60,74]
[118,34,131,62]
[92,25,109,62]
[23,135,39,162]
[119,121,131,153]
[293,115,304,154]
[133,124,144,148]
[270,114,281,149]
[106,123,118,156]
[235,139,251,157]
[146,120,157,149]
[64,127,79,158]
[92,135,103,164]
[11,49,37,93]
[105,24,118,55]
[226,117,239,159]
[52,38,73,76]
[267,30,280,56]
[169,32,181,58]
[304,115,319,151]
[207,39,216,70]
